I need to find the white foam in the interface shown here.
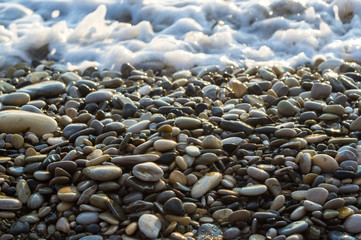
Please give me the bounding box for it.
[0,0,361,72]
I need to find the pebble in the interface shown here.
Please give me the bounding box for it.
[175,117,201,129]
[191,172,222,199]
[19,80,65,98]
[312,154,339,173]
[304,187,329,205]
[277,100,296,116]
[57,186,80,202]
[56,217,70,233]
[138,214,162,239]
[0,110,57,135]
[0,196,22,210]
[247,166,270,181]
[83,165,122,181]
[344,214,361,233]
[153,139,177,151]
[202,135,223,149]
[132,162,164,182]
[76,212,100,225]
[278,221,308,236]
[236,184,268,196]
[0,92,30,106]
[310,82,332,99]
[164,197,185,216]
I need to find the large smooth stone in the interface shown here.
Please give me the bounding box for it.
[112,154,159,165]
[138,214,161,239]
[278,220,308,236]
[85,91,113,103]
[305,187,329,205]
[83,165,122,181]
[344,214,361,233]
[312,154,338,173]
[153,139,177,152]
[0,196,22,210]
[310,82,332,99]
[18,80,66,98]
[236,184,268,196]
[0,92,30,106]
[175,117,201,129]
[277,100,296,116]
[57,186,80,202]
[191,172,222,198]
[0,110,57,135]
[350,116,361,131]
[132,162,164,182]
[76,212,99,225]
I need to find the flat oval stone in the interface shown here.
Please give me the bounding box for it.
[83,165,122,181]
[175,117,201,129]
[47,161,77,175]
[85,91,113,103]
[126,120,150,134]
[305,187,329,205]
[304,134,327,143]
[27,192,44,209]
[185,145,201,157]
[132,162,164,182]
[164,197,185,216]
[16,179,31,204]
[202,135,223,149]
[138,214,162,239]
[191,172,222,199]
[236,184,268,196]
[247,167,270,181]
[278,220,308,236]
[0,196,22,210]
[227,209,251,223]
[0,92,30,106]
[153,139,177,152]
[57,186,80,202]
[277,100,296,116]
[274,128,297,138]
[312,154,338,173]
[212,209,233,220]
[112,154,159,165]
[344,214,361,233]
[0,110,57,136]
[63,123,87,138]
[350,116,361,131]
[19,80,66,98]
[311,82,332,99]
[76,212,99,225]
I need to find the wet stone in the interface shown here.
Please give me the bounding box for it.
[0,110,57,136]
[278,220,308,236]
[132,162,163,182]
[19,81,65,98]
[344,214,361,233]
[9,222,30,235]
[191,172,222,199]
[164,197,185,216]
[138,214,162,239]
[0,196,22,210]
[83,165,122,181]
[196,224,223,240]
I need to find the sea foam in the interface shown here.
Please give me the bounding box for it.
[0,0,361,72]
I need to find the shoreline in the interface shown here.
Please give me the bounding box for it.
[0,59,361,239]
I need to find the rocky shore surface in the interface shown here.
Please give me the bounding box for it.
[1,59,361,239]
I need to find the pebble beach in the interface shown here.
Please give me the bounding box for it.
[1,1,361,240]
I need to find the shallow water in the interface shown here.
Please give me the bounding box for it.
[0,0,361,71]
